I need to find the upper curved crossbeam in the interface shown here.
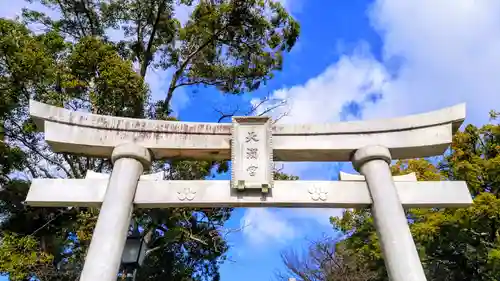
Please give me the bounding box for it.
[29,100,465,161]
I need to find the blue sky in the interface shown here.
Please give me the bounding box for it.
[2,0,500,281]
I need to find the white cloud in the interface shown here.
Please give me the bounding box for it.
[253,43,387,124]
[0,2,23,19]
[245,0,500,246]
[0,1,58,22]
[240,207,339,246]
[240,208,297,246]
[257,0,500,172]
[175,2,195,26]
[362,0,500,122]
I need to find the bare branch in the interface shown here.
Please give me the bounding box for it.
[213,106,240,123]
[214,93,289,123]
[278,236,377,281]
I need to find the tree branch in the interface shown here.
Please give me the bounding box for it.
[164,26,227,113]
[140,1,166,78]
[213,93,289,123]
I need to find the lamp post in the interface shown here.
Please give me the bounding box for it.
[121,220,147,280]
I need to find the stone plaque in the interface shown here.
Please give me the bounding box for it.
[231,116,273,193]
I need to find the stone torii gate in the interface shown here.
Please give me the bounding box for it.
[25,100,472,281]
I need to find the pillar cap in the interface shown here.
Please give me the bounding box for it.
[112,143,152,167]
[352,145,392,171]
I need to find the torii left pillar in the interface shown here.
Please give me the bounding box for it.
[79,143,152,281]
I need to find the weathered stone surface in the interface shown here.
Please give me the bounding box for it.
[352,145,427,280]
[30,100,465,135]
[85,170,164,181]
[339,171,417,182]
[30,100,231,134]
[231,116,273,192]
[27,100,471,281]
[30,100,465,161]
[25,179,473,208]
[79,143,151,281]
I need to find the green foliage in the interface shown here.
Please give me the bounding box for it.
[66,36,148,116]
[0,233,54,281]
[274,169,299,180]
[332,114,500,281]
[1,0,299,280]
[23,0,299,116]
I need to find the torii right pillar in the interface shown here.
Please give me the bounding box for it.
[352,145,427,281]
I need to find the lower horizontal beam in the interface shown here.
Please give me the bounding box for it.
[25,179,472,209]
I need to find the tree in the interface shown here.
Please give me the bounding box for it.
[0,18,149,280]
[331,112,500,281]
[22,0,299,117]
[0,0,300,280]
[278,236,377,281]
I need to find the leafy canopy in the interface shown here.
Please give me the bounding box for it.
[0,0,300,280]
[332,113,500,281]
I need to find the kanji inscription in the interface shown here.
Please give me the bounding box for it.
[231,116,273,193]
[245,131,259,143]
[246,165,258,176]
[246,148,258,160]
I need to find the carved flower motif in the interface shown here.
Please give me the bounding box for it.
[308,186,328,201]
[177,187,196,201]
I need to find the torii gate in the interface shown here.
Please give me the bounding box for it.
[26,100,472,281]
